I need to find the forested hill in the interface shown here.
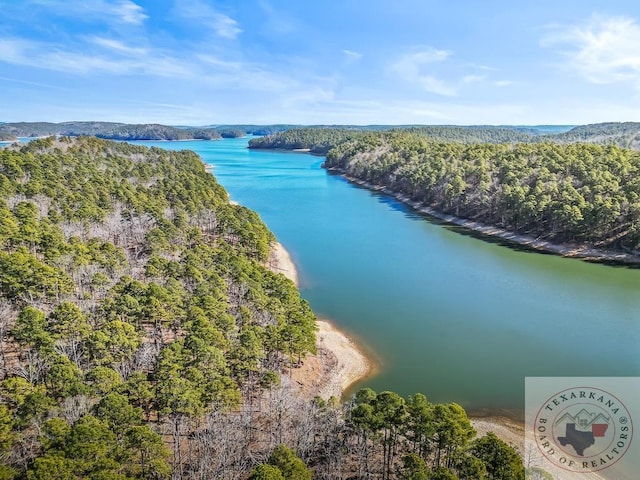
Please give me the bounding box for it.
[0,136,525,479]
[546,122,640,149]
[325,132,640,254]
[0,136,314,478]
[0,122,223,141]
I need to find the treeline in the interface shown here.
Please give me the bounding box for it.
[0,122,222,141]
[239,388,525,480]
[0,136,317,478]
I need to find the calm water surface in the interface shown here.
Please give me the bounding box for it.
[138,137,640,416]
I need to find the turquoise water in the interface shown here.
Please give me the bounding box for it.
[137,137,640,416]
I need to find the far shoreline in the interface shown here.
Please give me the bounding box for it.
[327,167,640,266]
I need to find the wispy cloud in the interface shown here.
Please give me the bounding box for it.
[416,76,457,96]
[0,30,318,97]
[173,0,242,39]
[0,75,66,90]
[257,0,296,34]
[197,54,300,91]
[343,50,363,62]
[542,14,640,86]
[494,80,513,87]
[461,74,485,84]
[0,36,192,77]
[391,46,456,96]
[27,0,147,25]
[88,36,148,56]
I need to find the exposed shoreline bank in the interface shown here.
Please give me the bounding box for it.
[327,168,640,266]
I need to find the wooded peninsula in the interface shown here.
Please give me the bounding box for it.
[0,136,525,479]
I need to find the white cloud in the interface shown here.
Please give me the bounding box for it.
[542,15,640,86]
[0,38,30,65]
[88,37,147,56]
[111,0,147,24]
[197,54,300,91]
[391,46,456,96]
[416,75,457,96]
[28,0,147,25]
[174,0,242,40]
[494,80,513,87]
[343,49,363,62]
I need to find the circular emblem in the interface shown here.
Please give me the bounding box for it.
[534,386,633,472]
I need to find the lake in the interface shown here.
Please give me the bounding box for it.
[137,137,640,417]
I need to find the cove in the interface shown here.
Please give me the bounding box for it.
[136,137,640,417]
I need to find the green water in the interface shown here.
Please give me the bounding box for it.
[138,137,640,416]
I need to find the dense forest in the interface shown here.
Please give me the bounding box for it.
[326,132,640,251]
[0,137,525,479]
[248,128,370,154]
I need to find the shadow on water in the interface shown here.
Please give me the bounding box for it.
[327,172,426,220]
[330,170,640,270]
[369,191,425,220]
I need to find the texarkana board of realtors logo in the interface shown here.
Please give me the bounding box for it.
[526,378,638,478]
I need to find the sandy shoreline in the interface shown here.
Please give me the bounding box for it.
[328,169,640,266]
[269,241,299,286]
[268,241,372,400]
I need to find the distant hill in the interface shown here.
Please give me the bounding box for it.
[0,121,222,141]
[0,132,17,141]
[547,122,640,149]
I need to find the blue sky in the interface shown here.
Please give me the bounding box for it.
[1,0,640,125]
